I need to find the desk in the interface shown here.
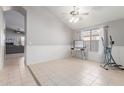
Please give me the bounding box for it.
[71,47,86,60]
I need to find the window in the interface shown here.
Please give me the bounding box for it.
[91,29,100,40]
[81,31,91,41]
[91,29,100,52]
[21,36,25,46]
[80,28,100,52]
[81,31,91,51]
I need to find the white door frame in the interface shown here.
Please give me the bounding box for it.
[0,7,5,70]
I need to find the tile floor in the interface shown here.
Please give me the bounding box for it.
[0,53,37,86]
[29,58,124,86]
[1,54,124,86]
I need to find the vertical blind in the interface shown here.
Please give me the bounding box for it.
[80,28,100,52]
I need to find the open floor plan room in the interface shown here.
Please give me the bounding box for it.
[0,6,124,86]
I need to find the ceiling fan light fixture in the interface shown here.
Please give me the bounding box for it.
[69,16,79,23]
[69,17,75,23]
[68,6,81,23]
[74,17,79,23]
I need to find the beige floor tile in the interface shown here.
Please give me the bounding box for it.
[2,54,124,86]
[0,53,37,86]
[29,57,124,86]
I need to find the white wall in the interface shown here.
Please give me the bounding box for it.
[27,45,71,64]
[112,46,124,66]
[24,7,72,65]
[107,19,124,46]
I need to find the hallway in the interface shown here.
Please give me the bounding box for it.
[0,54,37,86]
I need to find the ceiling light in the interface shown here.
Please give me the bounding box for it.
[69,17,75,23]
[74,17,79,23]
[69,16,79,23]
[69,6,81,23]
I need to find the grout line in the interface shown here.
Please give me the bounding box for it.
[27,66,41,86]
[89,77,98,86]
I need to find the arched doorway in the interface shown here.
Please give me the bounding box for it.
[0,7,36,86]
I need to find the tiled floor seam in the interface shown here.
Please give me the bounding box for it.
[89,76,98,86]
[27,66,41,86]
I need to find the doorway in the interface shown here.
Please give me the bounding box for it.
[3,6,27,68]
[0,7,36,86]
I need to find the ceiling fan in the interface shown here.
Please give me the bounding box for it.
[70,6,89,16]
[64,6,89,23]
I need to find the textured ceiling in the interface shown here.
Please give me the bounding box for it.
[46,6,124,30]
[4,7,124,31]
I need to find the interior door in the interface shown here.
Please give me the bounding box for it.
[0,7,5,70]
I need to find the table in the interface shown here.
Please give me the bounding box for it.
[71,47,86,60]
